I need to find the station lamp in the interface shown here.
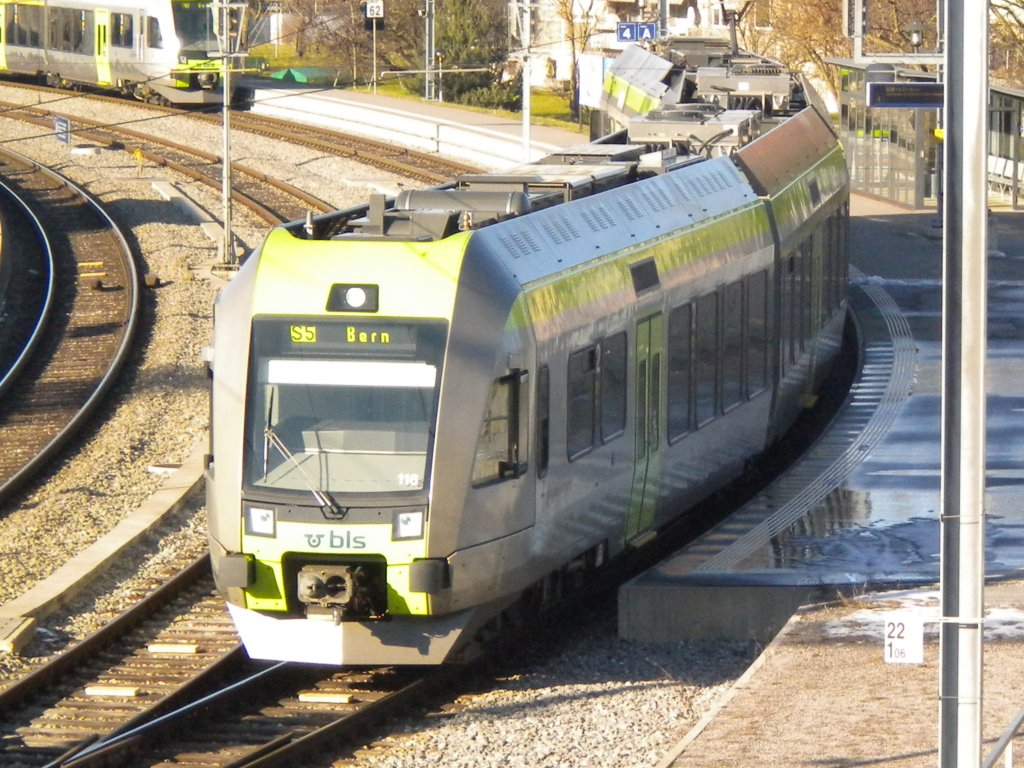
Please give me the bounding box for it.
[908,21,924,53]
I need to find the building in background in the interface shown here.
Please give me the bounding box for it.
[510,0,768,88]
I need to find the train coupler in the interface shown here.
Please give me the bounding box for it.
[297,563,387,622]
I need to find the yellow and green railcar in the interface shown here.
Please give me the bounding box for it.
[0,0,245,105]
[206,106,849,666]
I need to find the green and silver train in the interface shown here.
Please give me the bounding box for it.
[206,103,850,666]
[0,0,243,105]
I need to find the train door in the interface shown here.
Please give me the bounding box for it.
[626,313,663,545]
[94,10,111,86]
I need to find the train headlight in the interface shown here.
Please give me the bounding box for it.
[198,72,218,88]
[392,509,424,540]
[327,283,379,312]
[245,506,276,537]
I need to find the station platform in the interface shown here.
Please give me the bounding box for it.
[245,82,588,168]
[622,196,1024,767]
[622,196,1024,639]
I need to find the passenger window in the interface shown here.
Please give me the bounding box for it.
[722,281,743,410]
[471,369,528,485]
[74,10,93,54]
[600,333,627,442]
[536,365,549,477]
[567,347,597,459]
[635,360,647,459]
[695,292,717,426]
[788,255,799,366]
[747,270,768,394]
[112,13,133,47]
[146,16,162,48]
[649,353,661,450]
[667,303,692,441]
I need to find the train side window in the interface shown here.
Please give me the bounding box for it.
[695,292,718,426]
[28,5,41,47]
[146,16,163,48]
[52,9,72,51]
[722,281,743,411]
[567,346,597,459]
[635,360,647,459]
[112,13,133,47]
[788,254,799,366]
[824,218,836,312]
[650,353,661,449]
[667,303,692,441]
[800,239,813,345]
[536,365,550,478]
[10,5,42,47]
[747,270,769,395]
[74,10,93,54]
[600,332,627,442]
[471,368,528,485]
[6,6,20,46]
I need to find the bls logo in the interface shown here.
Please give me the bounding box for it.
[305,529,367,550]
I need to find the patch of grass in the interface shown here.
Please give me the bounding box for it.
[250,45,589,134]
[250,42,343,72]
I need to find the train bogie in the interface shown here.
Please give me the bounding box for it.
[207,88,850,666]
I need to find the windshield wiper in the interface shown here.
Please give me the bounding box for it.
[263,394,345,517]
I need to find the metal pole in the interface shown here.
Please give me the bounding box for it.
[221,3,233,264]
[424,0,435,100]
[938,0,988,765]
[521,0,530,162]
[372,18,378,95]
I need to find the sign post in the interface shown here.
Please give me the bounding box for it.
[867,82,943,109]
[884,612,924,664]
[366,0,384,95]
[54,116,70,144]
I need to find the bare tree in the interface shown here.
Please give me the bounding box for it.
[552,0,599,118]
[992,0,1024,82]
[737,0,945,105]
[736,0,851,104]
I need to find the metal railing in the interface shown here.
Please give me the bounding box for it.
[983,705,1024,768]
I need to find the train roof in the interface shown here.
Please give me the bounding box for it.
[287,105,786,245]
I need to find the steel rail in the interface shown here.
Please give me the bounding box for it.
[0,555,213,713]
[0,146,141,504]
[0,178,55,401]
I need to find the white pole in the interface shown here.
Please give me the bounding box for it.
[938,0,988,765]
[221,1,233,264]
[521,0,531,162]
[372,18,378,95]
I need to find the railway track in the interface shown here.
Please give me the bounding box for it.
[0,556,242,766]
[0,99,330,226]
[0,548,454,768]
[0,147,139,506]
[0,81,479,227]
[0,178,53,401]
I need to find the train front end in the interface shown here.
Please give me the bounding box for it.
[206,227,480,666]
[143,0,250,106]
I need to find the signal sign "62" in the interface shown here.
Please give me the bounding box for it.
[365,1,384,18]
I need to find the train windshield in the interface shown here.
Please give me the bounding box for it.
[244,318,446,498]
[172,0,218,52]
